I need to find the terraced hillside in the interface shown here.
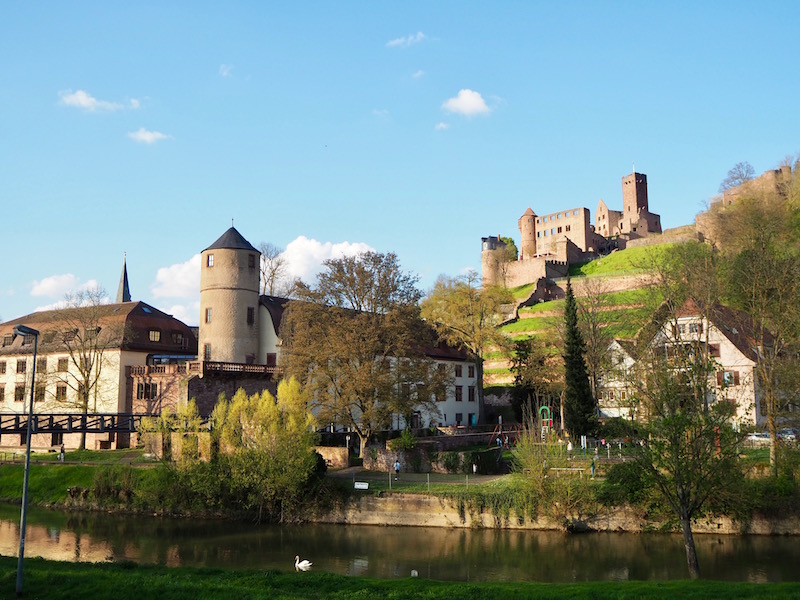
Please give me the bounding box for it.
[484,243,673,385]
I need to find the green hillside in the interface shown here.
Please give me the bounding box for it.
[487,244,671,384]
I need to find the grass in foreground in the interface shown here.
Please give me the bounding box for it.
[2,557,799,600]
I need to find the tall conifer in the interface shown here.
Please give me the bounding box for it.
[563,278,596,438]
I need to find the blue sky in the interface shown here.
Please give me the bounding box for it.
[2,1,799,325]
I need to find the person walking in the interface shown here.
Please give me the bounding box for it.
[59,443,65,462]
[394,459,401,481]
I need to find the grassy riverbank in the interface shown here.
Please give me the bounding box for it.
[2,556,800,599]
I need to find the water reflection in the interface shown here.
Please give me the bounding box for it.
[0,503,798,582]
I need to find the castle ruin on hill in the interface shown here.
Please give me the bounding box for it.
[482,172,663,289]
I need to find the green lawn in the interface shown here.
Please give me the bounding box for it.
[568,243,677,277]
[3,557,799,599]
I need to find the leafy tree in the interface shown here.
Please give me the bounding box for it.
[709,171,800,474]
[718,161,755,192]
[211,378,319,522]
[510,337,561,424]
[420,270,512,410]
[562,279,596,439]
[499,236,519,261]
[281,252,446,456]
[628,320,744,579]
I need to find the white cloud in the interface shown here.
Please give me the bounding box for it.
[434,122,449,131]
[161,301,201,326]
[152,254,201,299]
[412,70,425,79]
[441,89,491,116]
[386,32,426,48]
[31,274,79,297]
[58,89,139,112]
[219,64,233,77]
[372,108,390,119]
[282,236,375,283]
[30,274,101,298]
[128,128,171,144]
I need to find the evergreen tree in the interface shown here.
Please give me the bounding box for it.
[562,279,596,438]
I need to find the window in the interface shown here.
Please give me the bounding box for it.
[16,360,26,374]
[203,344,211,360]
[455,364,463,377]
[574,210,579,216]
[43,331,56,344]
[455,385,463,402]
[468,365,475,378]
[85,327,100,340]
[36,357,47,372]
[0,385,3,402]
[15,384,25,402]
[136,382,159,400]
[689,323,703,334]
[207,254,214,267]
[149,329,161,342]
[63,329,77,343]
[455,413,463,425]
[35,384,45,403]
[56,385,67,401]
[22,334,34,346]
[557,227,562,233]
[205,307,212,323]
[172,332,184,346]
[2,335,13,347]
[57,358,69,372]
[468,385,476,402]
[0,361,5,374]
[248,254,256,268]
[566,224,571,232]
[709,343,721,358]
[247,306,255,325]
[718,371,740,386]
[537,231,541,238]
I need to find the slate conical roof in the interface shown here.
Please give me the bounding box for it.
[116,256,131,303]
[204,226,258,252]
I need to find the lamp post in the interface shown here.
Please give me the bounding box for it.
[14,324,39,598]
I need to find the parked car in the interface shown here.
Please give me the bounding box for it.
[778,428,798,441]
[746,432,769,444]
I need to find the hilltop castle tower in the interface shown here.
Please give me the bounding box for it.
[199,227,261,364]
[518,208,537,260]
[622,172,649,216]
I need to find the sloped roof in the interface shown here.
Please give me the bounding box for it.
[0,301,197,356]
[204,226,258,252]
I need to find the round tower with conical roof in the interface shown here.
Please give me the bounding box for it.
[199,227,261,364]
[517,207,537,260]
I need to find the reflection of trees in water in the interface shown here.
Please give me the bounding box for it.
[2,506,799,582]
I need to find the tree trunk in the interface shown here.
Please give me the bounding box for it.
[680,515,701,580]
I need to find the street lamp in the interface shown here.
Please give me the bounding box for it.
[13,324,39,598]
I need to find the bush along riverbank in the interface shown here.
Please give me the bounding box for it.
[3,556,800,600]
[4,455,800,536]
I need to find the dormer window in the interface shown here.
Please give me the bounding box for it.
[148,329,161,342]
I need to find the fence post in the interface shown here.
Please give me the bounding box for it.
[466,475,469,492]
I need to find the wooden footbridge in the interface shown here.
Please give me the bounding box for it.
[0,413,210,435]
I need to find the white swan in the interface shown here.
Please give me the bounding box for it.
[295,555,312,571]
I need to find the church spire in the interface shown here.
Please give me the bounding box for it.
[116,254,131,303]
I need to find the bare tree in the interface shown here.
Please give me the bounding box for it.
[576,277,614,413]
[259,242,293,297]
[718,161,755,192]
[43,288,126,449]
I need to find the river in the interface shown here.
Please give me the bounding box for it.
[1,504,799,582]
